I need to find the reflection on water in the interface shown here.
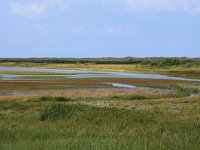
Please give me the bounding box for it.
[190,93,200,97]
[109,83,137,88]
[0,66,89,73]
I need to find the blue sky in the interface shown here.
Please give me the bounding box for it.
[0,0,200,58]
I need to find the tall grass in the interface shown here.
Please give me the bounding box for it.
[0,103,200,150]
[178,83,200,94]
[40,105,75,121]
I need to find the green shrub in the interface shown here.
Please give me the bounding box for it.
[126,95,147,100]
[40,105,73,121]
[40,96,52,102]
[55,97,72,102]
[37,96,72,102]
[148,58,196,68]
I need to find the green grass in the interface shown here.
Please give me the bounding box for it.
[0,102,200,150]
[103,91,189,100]
[40,105,75,121]
[165,71,200,79]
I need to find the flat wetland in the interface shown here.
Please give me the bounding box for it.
[0,62,200,150]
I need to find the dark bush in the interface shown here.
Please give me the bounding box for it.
[40,105,73,121]
[39,96,72,102]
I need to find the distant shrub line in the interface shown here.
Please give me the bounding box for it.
[148,58,200,68]
[0,58,142,64]
[0,58,199,66]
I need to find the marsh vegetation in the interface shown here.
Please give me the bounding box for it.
[0,59,199,149]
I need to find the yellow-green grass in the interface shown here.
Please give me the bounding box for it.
[0,95,200,150]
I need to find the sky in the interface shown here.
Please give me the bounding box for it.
[0,0,200,58]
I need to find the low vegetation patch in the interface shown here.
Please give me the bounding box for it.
[40,105,75,121]
[32,96,73,102]
[29,90,190,104]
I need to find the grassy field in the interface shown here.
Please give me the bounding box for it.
[0,96,200,150]
[0,62,200,149]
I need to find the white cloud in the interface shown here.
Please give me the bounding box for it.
[8,0,200,18]
[124,0,176,12]
[193,6,200,13]
[34,24,47,30]
[107,26,136,34]
[47,0,69,10]
[10,2,46,17]
[107,0,200,14]
[74,26,86,32]
[9,0,69,18]
[107,27,121,33]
